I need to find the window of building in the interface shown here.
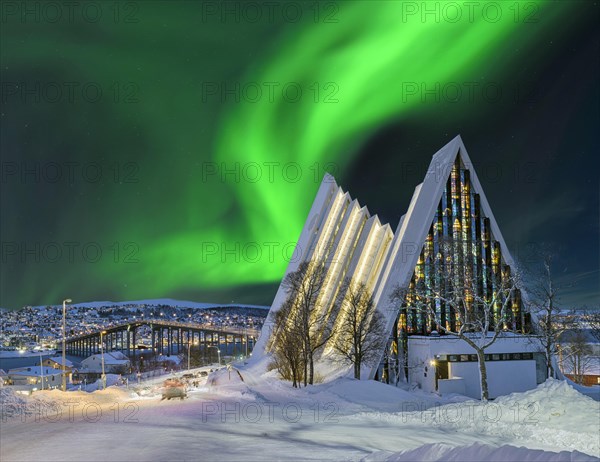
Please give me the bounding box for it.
[446,352,535,362]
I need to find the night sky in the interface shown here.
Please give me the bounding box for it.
[1,1,598,310]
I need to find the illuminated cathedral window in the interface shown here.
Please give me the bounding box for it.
[398,158,523,338]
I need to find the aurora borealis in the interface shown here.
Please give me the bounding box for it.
[1,1,598,309]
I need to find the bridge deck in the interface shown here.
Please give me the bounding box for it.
[65,319,260,343]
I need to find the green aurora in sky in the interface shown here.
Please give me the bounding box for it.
[2,1,591,308]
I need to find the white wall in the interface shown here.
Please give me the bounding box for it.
[438,378,466,395]
[81,355,129,373]
[407,336,542,399]
[450,360,537,399]
[9,373,61,389]
[407,338,436,393]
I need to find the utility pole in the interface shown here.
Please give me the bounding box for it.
[61,298,72,392]
[39,352,44,391]
[100,330,107,389]
[187,338,191,371]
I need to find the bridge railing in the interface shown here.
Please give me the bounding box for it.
[65,319,261,343]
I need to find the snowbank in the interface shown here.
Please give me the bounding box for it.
[2,374,597,461]
[0,387,28,419]
[376,442,598,462]
[0,381,136,422]
[349,379,600,456]
[565,377,600,401]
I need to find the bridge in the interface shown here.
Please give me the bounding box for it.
[64,319,261,359]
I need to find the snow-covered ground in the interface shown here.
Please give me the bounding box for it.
[1,372,598,461]
[0,349,56,359]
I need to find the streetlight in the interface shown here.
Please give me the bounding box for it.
[208,345,220,366]
[100,330,107,390]
[62,298,72,391]
[187,338,191,371]
[39,351,44,391]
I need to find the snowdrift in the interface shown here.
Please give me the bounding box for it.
[379,442,598,462]
[350,378,599,457]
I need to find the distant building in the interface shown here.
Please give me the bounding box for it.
[563,363,600,387]
[80,351,130,374]
[42,356,74,372]
[7,366,63,390]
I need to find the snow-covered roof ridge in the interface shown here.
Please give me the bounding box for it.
[47,357,74,367]
[319,173,388,227]
[8,366,62,376]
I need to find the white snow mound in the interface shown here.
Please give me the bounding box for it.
[377,442,598,462]
[351,379,599,456]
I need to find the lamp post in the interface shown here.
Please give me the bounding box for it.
[187,338,191,371]
[100,330,107,390]
[39,351,44,391]
[61,298,72,391]
[208,345,220,366]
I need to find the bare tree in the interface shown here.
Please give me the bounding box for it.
[331,278,387,379]
[268,299,305,387]
[271,260,333,386]
[562,330,593,385]
[582,307,600,343]
[391,253,522,401]
[527,252,576,378]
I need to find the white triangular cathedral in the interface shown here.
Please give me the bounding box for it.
[253,136,544,399]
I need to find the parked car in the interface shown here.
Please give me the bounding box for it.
[161,378,187,400]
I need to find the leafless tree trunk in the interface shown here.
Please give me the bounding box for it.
[527,252,575,379]
[285,261,332,385]
[331,278,387,379]
[562,331,593,385]
[268,299,305,387]
[270,261,333,386]
[583,307,600,343]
